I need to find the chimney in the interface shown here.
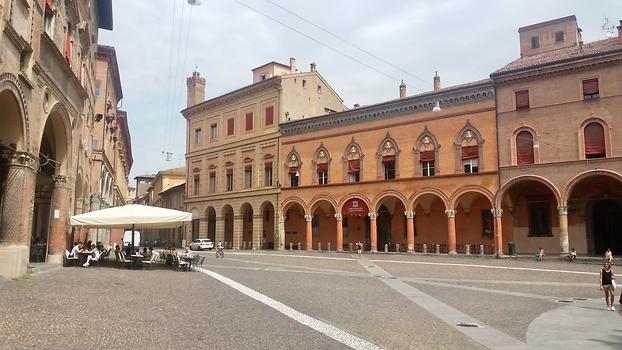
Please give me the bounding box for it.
[310,62,317,72]
[289,57,296,73]
[399,80,406,99]
[618,20,622,40]
[433,71,441,91]
[186,70,206,108]
[353,103,360,108]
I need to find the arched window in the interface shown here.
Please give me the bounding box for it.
[584,122,606,159]
[377,134,399,180]
[415,128,439,177]
[454,123,484,174]
[343,139,362,183]
[286,150,301,187]
[516,131,534,165]
[313,145,330,185]
[225,161,234,191]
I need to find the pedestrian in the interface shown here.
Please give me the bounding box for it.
[599,261,616,311]
[535,247,545,261]
[569,248,577,263]
[356,241,363,257]
[605,248,613,264]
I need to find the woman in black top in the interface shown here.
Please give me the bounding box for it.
[600,261,616,311]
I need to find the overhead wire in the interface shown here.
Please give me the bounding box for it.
[230,0,404,84]
[163,0,179,156]
[263,0,432,87]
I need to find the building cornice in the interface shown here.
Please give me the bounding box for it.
[96,45,123,100]
[280,80,494,137]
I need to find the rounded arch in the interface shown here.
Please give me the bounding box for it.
[40,102,73,175]
[410,188,449,210]
[337,193,372,214]
[562,169,622,205]
[496,175,561,208]
[221,204,234,216]
[449,186,494,209]
[190,207,200,219]
[259,200,275,213]
[281,196,307,214]
[373,190,409,212]
[309,195,338,215]
[578,117,612,160]
[240,202,254,214]
[510,126,539,165]
[0,73,29,151]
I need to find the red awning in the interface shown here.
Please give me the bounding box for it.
[382,155,396,163]
[264,162,272,170]
[288,166,298,174]
[341,198,369,217]
[316,163,328,172]
[419,150,435,162]
[461,145,479,160]
[347,159,360,173]
[226,168,233,176]
[244,164,252,171]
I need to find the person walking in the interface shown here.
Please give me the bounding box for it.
[356,241,363,257]
[605,248,613,264]
[600,261,616,311]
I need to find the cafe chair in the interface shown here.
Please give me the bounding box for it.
[143,252,159,270]
[175,255,189,272]
[65,250,79,267]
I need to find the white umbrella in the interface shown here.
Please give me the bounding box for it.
[70,204,192,247]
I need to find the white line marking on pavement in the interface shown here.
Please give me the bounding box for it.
[198,267,381,350]
[223,252,355,261]
[370,259,598,276]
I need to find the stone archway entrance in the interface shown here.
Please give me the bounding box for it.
[223,205,234,248]
[260,201,274,249]
[592,201,622,255]
[241,203,253,249]
[206,207,216,242]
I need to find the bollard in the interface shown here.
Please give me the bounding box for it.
[349,243,353,252]
[490,244,495,255]
[297,242,301,251]
[422,244,427,254]
[465,244,470,255]
[224,241,228,249]
[317,242,321,251]
[480,244,484,256]
[384,244,388,253]
[435,244,440,254]
[396,243,400,253]
[289,242,293,251]
[327,243,331,252]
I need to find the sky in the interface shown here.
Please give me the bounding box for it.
[98,0,621,182]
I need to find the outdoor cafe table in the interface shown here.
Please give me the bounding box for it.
[180,255,195,271]
[130,254,144,269]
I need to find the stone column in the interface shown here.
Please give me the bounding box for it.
[277,215,285,250]
[334,214,343,252]
[491,208,503,255]
[0,152,38,278]
[445,209,457,254]
[368,212,378,252]
[215,215,224,244]
[304,214,313,251]
[558,206,569,254]
[47,175,74,264]
[252,214,263,250]
[233,214,243,249]
[405,211,415,252]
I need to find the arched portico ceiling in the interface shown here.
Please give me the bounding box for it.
[410,188,449,214]
[563,169,622,205]
[0,73,29,151]
[39,102,73,175]
[309,195,338,214]
[373,190,408,212]
[496,175,562,208]
[281,197,307,213]
[450,186,494,212]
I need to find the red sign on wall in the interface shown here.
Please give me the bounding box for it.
[342,198,369,217]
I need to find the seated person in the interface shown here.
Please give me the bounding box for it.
[82,245,100,268]
[570,248,577,262]
[143,247,153,261]
[69,242,83,258]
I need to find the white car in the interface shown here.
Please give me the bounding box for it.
[190,239,214,251]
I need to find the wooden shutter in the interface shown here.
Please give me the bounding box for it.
[265,106,274,125]
[245,112,253,131]
[584,122,605,156]
[515,90,529,109]
[419,151,435,163]
[461,145,479,160]
[582,79,599,95]
[516,131,534,165]
[227,118,234,135]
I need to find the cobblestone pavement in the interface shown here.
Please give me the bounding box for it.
[0,251,619,350]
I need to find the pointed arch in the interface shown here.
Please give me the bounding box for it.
[284,147,302,187]
[453,120,485,173]
[342,137,363,183]
[311,143,331,185]
[414,126,441,176]
[376,132,400,180]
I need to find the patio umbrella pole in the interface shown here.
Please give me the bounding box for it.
[131,224,135,252]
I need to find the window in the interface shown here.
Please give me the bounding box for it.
[95,82,100,97]
[317,85,322,94]
[302,79,307,88]
[264,162,273,187]
[227,118,234,136]
[265,106,274,126]
[348,159,360,183]
[420,150,435,177]
[383,156,396,179]
[194,128,202,145]
[193,175,200,196]
[516,131,534,165]
[289,167,299,187]
[528,202,551,236]
[261,73,266,81]
[317,163,328,185]
[312,215,320,237]
[65,25,72,64]
[44,0,55,36]
[555,31,564,42]
[463,158,479,173]
[210,124,218,140]
[582,79,599,100]
[244,165,252,189]
[245,112,253,131]
[481,210,494,238]
[209,172,216,193]
[461,144,479,173]
[584,122,606,159]
[531,36,540,49]
[226,168,233,191]
[515,90,529,109]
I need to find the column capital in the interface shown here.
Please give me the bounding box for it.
[53,175,74,189]
[491,208,503,218]
[404,211,415,219]
[304,214,313,222]
[557,206,568,216]
[5,151,39,172]
[445,209,456,218]
[334,213,343,221]
[368,212,378,220]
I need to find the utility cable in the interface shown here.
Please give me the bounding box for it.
[163,0,179,154]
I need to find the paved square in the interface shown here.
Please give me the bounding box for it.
[0,252,619,350]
